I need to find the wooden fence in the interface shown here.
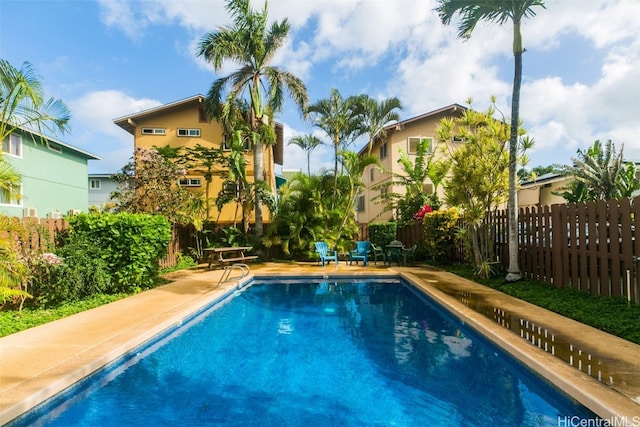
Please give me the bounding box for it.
[365,197,640,302]
[489,198,640,303]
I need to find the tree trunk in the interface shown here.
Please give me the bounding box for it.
[506,48,523,282]
[253,140,264,237]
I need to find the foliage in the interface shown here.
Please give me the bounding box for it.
[67,212,171,292]
[112,147,190,224]
[554,140,640,202]
[264,172,359,259]
[197,0,309,237]
[216,127,260,233]
[518,164,554,181]
[159,252,197,275]
[28,236,112,307]
[181,144,225,219]
[0,157,21,205]
[287,134,324,176]
[351,94,402,155]
[306,88,364,190]
[377,136,443,225]
[367,222,397,249]
[438,100,530,277]
[0,215,30,305]
[0,59,70,144]
[422,209,459,263]
[0,293,128,338]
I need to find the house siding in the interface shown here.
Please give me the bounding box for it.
[1,129,97,218]
[358,105,465,224]
[115,95,279,223]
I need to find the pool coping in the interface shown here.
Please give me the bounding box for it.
[0,263,638,424]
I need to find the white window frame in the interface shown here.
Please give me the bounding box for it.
[178,178,202,187]
[0,184,22,207]
[2,134,22,158]
[379,142,388,160]
[90,179,101,190]
[408,137,433,155]
[141,128,166,135]
[177,128,201,137]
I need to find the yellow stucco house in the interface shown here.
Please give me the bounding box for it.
[356,104,466,224]
[113,95,283,224]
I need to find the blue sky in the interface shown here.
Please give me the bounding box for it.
[1,0,639,175]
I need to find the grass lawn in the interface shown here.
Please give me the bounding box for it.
[444,263,640,345]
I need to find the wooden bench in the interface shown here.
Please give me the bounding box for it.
[203,247,257,269]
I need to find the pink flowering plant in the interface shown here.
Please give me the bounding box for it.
[413,204,433,220]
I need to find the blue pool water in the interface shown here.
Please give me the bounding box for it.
[11,278,598,426]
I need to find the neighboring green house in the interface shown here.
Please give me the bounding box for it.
[88,173,118,211]
[1,127,100,218]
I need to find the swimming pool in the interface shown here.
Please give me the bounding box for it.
[10,278,597,426]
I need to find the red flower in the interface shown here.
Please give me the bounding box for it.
[413,204,433,220]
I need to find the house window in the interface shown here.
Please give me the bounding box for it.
[453,135,465,143]
[2,134,22,157]
[177,128,201,137]
[356,195,365,213]
[178,178,202,187]
[408,137,433,155]
[199,108,208,123]
[141,128,166,135]
[379,142,388,159]
[90,179,101,190]
[0,184,21,206]
[370,167,375,182]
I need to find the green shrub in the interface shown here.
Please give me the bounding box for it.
[368,222,397,248]
[422,208,459,263]
[68,212,171,292]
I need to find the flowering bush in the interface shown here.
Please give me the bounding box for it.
[41,253,62,265]
[413,204,433,220]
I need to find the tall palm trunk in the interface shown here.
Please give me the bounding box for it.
[506,26,523,281]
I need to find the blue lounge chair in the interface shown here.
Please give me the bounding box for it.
[314,242,338,266]
[349,241,371,266]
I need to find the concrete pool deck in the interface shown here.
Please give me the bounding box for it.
[0,262,639,424]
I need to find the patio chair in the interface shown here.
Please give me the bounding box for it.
[349,241,371,266]
[402,244,417,265]
[314,241,338,266]
[371,244,385,265]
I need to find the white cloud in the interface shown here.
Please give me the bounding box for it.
[68,90,161,172]
[92,0,640,172]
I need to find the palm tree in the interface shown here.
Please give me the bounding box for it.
[196,0,308,237]
[306,88,364,196]
[0,59,71,144]
[436,0,545,282]
[287,134,324,175]
[555,140,640,202]
[353,95,402,154]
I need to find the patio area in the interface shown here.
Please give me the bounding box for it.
[0,262,638,424]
